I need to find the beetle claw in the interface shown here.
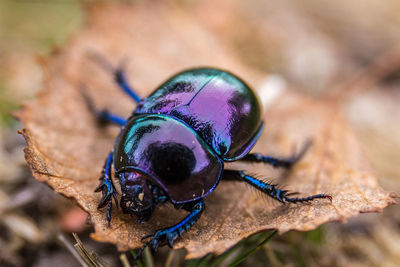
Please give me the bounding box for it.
[151,240,159,252]
[167,237,174,248]
[140,228,179,254]
[94,181,105,192]
[97,193,111,209]
[141,233,154,241]
[134,241,150,261]
[96,177,118,224]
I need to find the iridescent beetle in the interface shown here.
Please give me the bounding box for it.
[91,58,332,257]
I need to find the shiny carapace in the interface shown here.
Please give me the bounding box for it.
[93,65,332,258]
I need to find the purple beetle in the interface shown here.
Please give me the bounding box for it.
[91,62,332,257]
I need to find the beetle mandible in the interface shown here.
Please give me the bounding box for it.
[90,57,332,257]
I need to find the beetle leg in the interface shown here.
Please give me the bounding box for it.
[135,200,204,260]
[95,152,118,225]
[96,110,127,126]
[240,139,312,168]
[88,52,141,103]
[114,68,141,103]
[222,170,332,203]
[80,87,127,126]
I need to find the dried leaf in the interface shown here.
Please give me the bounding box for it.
[18,2,396,259]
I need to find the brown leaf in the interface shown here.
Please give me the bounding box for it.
[18,2,396,259]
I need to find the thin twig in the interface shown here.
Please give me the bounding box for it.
[120,254,131,267]
[164,250,175,267]
[57,233,89,267]
[143,247,154,267]
[72,233,108,267]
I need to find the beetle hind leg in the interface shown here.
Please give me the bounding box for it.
[240,139,312,168]
[95,152,118,224]
[134,200,204,260]
[223,170,332,203]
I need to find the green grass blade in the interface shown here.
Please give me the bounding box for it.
[129,250,143,267]
[227,231,278,267]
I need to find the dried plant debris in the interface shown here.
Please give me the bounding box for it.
[18,2,396,259]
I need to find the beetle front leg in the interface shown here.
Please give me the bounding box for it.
[223,170,332,203]
[240,139,312,168]
[95,152,118,224]
[135,200,204,259]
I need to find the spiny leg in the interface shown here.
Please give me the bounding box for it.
[240,139,312,168]
[88,52,141,103]
[81,87,127,126]
[222,170,332,204]
[97,110,127,126]
[135,200,204,260]
[95,152,118,224]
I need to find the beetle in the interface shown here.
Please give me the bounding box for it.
[90,58,332,257]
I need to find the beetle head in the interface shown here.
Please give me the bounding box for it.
[119,171,154,222]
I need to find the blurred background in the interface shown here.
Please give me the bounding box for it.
[1,0,400,266]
